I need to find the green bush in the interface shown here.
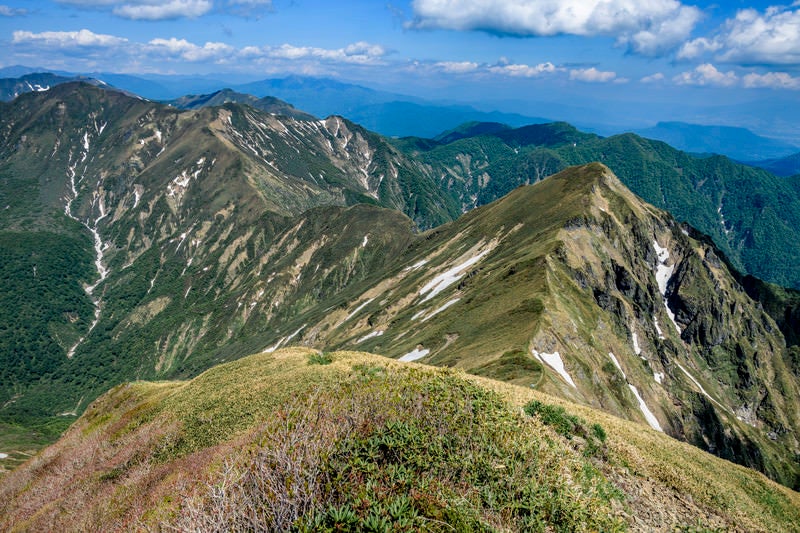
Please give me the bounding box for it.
[524,400,608,457]
[308,352,333,365]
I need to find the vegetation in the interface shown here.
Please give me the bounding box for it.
[1,349,798,532]
[397,122,800,288]
[2,84,800,498]
[0,230,94,429]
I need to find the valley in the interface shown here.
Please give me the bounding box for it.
[0,82,799,528]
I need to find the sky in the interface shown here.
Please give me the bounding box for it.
[1,0,799,135]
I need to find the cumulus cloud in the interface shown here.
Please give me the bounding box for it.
[677,5,800,65]
[676,37,722,60]
[258,41,387,65]
[433,61,480,74]
[409,0,701,55]
[717,5,800,64]
[12,29,128,48]
[114,0,211,20]
[56,0,264,20]
[640,72,665,83]
[488,62,562,77]
[673,63,738,87]
[743,71,800,90]
[0,4,27,16]
[148,37,233,61]
[569,67,617,83]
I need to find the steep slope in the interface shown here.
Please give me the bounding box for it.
[0,82,453,448]
[273,163,797,487]
[2,348,798,532]
[2,84,798,488]
[397,122,800,288]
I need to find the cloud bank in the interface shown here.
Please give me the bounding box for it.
[409,0,702,55]
[679,4,800,65]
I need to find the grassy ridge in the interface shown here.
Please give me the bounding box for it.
[1,348,798,531]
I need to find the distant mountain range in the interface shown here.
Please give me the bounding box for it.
[635,121,799,162]
[0,68,549,140]
[747,151,800,177]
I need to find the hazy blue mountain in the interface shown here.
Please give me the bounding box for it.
[0,73,83,101]
[636,121,799,161]
[167,88,317,120]
[343,101,548,138]
[747,152,800,177]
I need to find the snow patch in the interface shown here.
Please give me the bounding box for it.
[532,349,576,388]
[718,205,731,235]
[403,259,428,271]
[653,316,665,340]
[632,331,641,356]
[628,384,663,431]
[419,248,491,302]
[0,452,8,459]
[653,240,682,335]
[422,298,460,322]
[609,352,662,431]
[608,352,624,375]
[400,347,430,362]
[361,234,369,248]
[654,372,665,384]
[264,324,307,353]
[357,330,384,343]
[676,362,727,412]
[345,298,374,322]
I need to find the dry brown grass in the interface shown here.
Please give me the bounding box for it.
[0,348,797,532]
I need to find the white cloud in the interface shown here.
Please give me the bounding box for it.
[743,71,800,90]
[434,61,479,74]
[628,4,703,55]
[640,72,665,83]
[717,6,800,65]
[258,41,387,65]
[57,0,245,20]
[677,5,800,65]
[673,63,738,87]
[12,29,128,48]
[409,0,701,55]
[114,0,211,20]
[0,4,27,16]
[488,62,561,77]
[569,67,617,83]
[148,37,233,61]
[676,37,722,60]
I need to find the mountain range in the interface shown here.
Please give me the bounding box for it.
[635,121,799,162]
[0,68,548,140]
[748,151,800,178]
[1,82,800,527]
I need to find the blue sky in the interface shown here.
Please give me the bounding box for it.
[1,1,799,134]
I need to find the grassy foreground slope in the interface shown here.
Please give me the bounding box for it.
[1,348,798,532]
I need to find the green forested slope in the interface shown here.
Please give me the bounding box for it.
[398,123,800,288]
